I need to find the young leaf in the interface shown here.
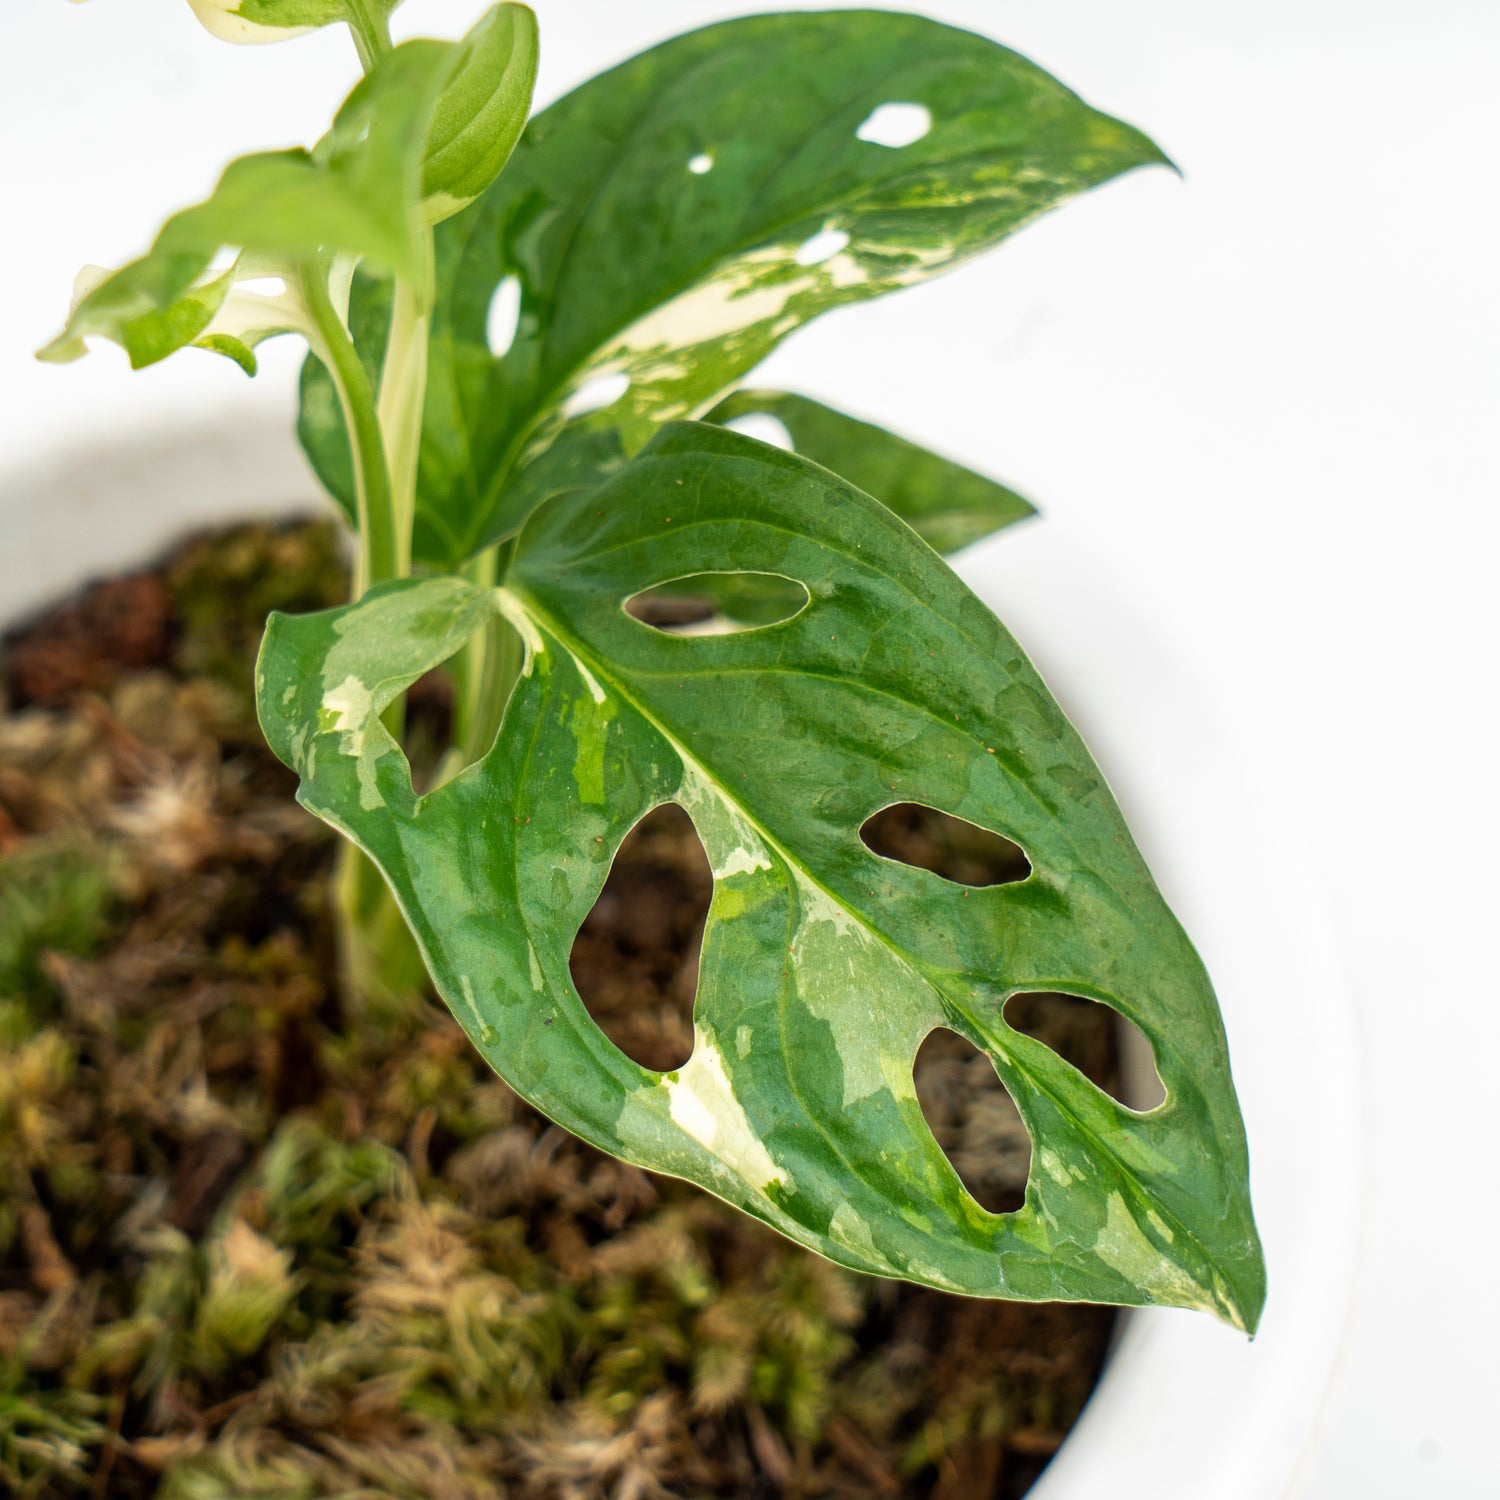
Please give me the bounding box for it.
[186,0,406,47]
[37,259,241,371]
[710,389,1035,554]
[421,3,539,224]
[257,422,1264,1329]
[38,39,453,370]
[298,11,1170,569]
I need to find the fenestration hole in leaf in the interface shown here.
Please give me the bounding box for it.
[855,101,933,148]
[486,273,522,357]
[914,1028,1031,1214]
[624,573,810,635]
[568,803,711,1072]
[235,275,287,297]
[719,412,794,452]
[562,370,629,419]
[1003,992,1167,1111]
[860,804,1030,887]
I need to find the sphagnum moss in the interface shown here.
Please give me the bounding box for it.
[0,523,1113,1498]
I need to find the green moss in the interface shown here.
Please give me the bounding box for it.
[0,844,118,1017]
[166,522,347,704]
[0,1363,106,1499]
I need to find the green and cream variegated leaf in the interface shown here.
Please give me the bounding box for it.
[298,10,1168,568]
[186,0,405,46]
[256,422,1264,1329]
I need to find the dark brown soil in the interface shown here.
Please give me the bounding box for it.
[0,522,1117,1500]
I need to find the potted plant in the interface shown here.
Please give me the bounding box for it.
[5,0,1267,1492]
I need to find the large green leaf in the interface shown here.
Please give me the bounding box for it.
[710,389,1034,552]
[257,422,1264,1327]
[299,10,1168,567]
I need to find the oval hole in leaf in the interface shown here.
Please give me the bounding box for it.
[795,226,850,266]
[486,273,522,357]
[624,573,810,635]
[855,101,933,148]
[860,803,1030,887]
[914,1027,1030,1214]
[568,803,711,1072]
[1003,992,1167,1111]
[562,370,629,420]
[720,412,794,452]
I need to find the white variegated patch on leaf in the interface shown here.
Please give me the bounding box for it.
[256,422,1266,1330]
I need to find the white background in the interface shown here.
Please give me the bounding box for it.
[3,2,1498,1496]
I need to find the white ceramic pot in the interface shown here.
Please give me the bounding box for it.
[0,420,1360,1500]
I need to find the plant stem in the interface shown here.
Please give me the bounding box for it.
[452,544,523,768]
[346,3,393,72]
[301,266,397,596]
[376,270,431,581]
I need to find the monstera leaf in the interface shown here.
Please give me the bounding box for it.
[299,10,1168,567]
[257,422,1264,1327]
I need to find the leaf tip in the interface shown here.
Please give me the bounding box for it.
[1209,1248,1267,1336]
[35,333,86,366]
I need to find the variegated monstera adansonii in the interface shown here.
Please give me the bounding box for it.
[258,422,1265,1330]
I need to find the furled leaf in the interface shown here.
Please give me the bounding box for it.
[299,10,1169,568]
[257,422,1264,1328]
[186,0,406,46]
[421,3,538,224]
[709,390,1034,553]
[38,39,452,370]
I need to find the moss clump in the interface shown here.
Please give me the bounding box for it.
[0,524,1112,1498]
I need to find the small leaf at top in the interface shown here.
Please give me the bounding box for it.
[256,421,1264,1330]
[38,39,453,371]
[421,4,539,225]
[298,10,1170,569]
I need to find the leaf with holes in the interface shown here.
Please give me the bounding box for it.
[491,388,1037,629]
[256,422,1265,1328]
[298,10,1168,566]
